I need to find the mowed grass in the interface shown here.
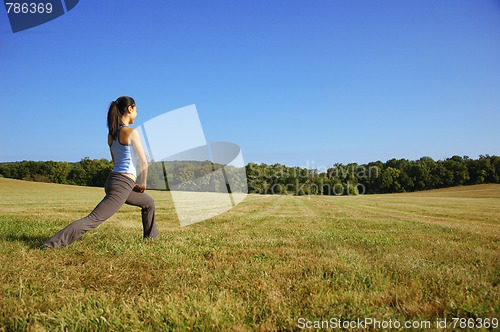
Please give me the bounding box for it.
[0,178,498,331]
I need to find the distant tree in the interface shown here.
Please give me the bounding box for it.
[42,161,70,184]
[380,167,402,193]
[443,156,469,186]
[478,155,498,183]
[0,163,14,179]
[67,162,87,186]
[358,161,383,194]
[385,159,414,192]
[146,162,168,190]
[492,156,500,183]
[466,158,486,185]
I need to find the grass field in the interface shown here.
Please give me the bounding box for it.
[0,178,498,331]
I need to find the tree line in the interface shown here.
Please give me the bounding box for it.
[0,158,113,187]
[247,155,500,195]
[0,155,499,195]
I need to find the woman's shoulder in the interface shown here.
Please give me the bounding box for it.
[123,126,140,144]
[112,126,136,145]
[122,126,136,134]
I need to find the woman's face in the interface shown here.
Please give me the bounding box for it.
[129,105,138,124]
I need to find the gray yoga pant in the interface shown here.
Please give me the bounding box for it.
[43,172,158,248]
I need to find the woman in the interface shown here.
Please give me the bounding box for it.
[42,96,158,248]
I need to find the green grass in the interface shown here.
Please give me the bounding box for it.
[0,178,498,331]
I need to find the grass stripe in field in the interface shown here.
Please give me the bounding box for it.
[0,178,498,330]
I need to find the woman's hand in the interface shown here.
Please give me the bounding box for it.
[134,184,146,193]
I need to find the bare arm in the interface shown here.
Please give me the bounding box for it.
[129,129,148,190]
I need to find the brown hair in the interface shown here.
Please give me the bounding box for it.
[107,96,135,139]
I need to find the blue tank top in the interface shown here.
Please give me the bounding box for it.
[111,125,137,177]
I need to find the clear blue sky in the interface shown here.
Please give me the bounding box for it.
[1,0,499,168]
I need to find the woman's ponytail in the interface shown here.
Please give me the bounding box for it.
[107,101,121,140]
[107,96,136,139]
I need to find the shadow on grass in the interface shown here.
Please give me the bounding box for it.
[2,234,48,249]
